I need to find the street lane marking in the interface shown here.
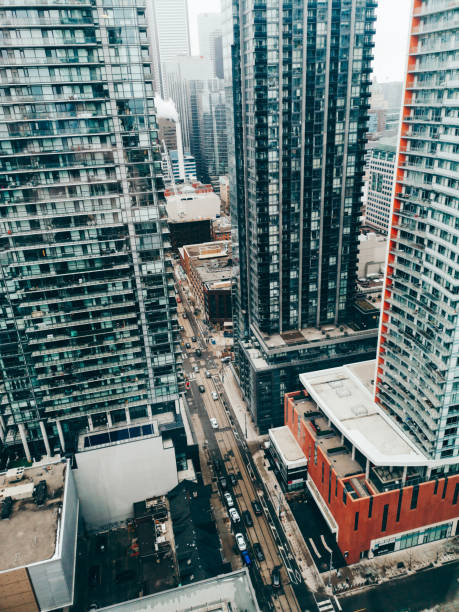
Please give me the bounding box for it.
[308,538,321,558]
[321,534,332,553]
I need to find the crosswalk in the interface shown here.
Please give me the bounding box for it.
[317,599,335,612]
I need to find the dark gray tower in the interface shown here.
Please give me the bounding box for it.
[224,0,379,431]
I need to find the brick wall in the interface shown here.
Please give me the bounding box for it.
[285,392,459,564]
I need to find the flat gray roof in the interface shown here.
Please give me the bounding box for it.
[269,426,307,468]
[300,361,428,467]
[97,569,260,612]
[0,460,66,571]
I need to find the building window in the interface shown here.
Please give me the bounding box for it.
[381,504,389,532]
[434,479,439,495]
[396,489,403,521]
[453,483,459,506]
[368,496,373,518]
[354,511,359,531]
[322,461,324,483]
[343,489,347,505]
[410,485,419,510]
[442,477,448,500]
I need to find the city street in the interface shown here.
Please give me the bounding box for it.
[176,287,317,612]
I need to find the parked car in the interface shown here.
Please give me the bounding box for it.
[195,348,202,357]
[243,510,253,528]
[193,365,199,373]
[219,476,227,490]
[205,370,212,379]
[271,567,281,589]
[198,384,205,393]
[182,312,187,319]
[185,342,191,349]
[191,336,196,342]
[235,532,247,552]
[229,473,238,487]
[210,417,218,429]
[253,542,265,562]
[228,507,240,523]
[211,391,218,400]
[251,500,263,516]
[179,325,184,332]
[224,492,234,508]
[241,550,251,565]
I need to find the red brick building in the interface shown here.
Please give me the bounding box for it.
[284,362,459,564]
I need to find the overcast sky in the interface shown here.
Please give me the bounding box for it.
[187,0,411,83]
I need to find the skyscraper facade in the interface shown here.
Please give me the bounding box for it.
[375,0,459,462]
[224,0,379,431]
[148,0,191,96]
[198,12,224,79]
[0,0,182,459]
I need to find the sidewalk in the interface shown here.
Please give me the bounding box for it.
[327,536,459,596]
[221,365,263,443]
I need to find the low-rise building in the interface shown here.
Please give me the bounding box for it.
[180,241,232,325]
[284,361,459,565]
[268,426,308,491]
[211,215,231,241]
[0,460,78,612]
[165,183,221,249]
[97,568,260,612]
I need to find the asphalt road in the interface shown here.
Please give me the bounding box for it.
[177,295,310,612]
[339,561,459,612]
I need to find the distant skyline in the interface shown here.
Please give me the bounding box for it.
[187,0,411,83]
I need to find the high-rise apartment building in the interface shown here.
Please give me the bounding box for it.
[199,85,228,191]
[364,139,397,233]
[198,12,224,79]
[376,0,459,462]
[284,2,459,565]
[148,0,191,96]
[223,0,379,431]
[0,0,182,460]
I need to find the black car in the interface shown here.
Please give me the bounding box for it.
[185,342,191,349]
[251,500,263,516]
[179,325,184,332]
[219,476,227,490]
[271,567,281,589]
[195,348,202,357]
[229,473,238,487]
[198,384,205,393]
[243,510,253,527]
[191,336,196,342]
[253,542,265,562]
[183,312,187,319]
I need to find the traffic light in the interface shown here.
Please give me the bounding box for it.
[185,381,190,390]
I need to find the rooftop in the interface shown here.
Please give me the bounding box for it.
[183,241,232,289]
[0,460,67,571]
[165,185,220,223]
[299,361,428,467]
[252,320,376,354]
[269,426,308,468]
[97,569,260,612]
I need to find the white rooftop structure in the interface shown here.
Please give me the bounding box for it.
[97,569,260,612]
[269,426,308,469]
[299,361,435,468]
[166,187,221,223]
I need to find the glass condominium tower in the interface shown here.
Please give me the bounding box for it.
[0,0,182,460]
[376,0,459,463]
[223,0,379,431]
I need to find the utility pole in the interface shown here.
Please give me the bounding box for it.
[328,550,333,589]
